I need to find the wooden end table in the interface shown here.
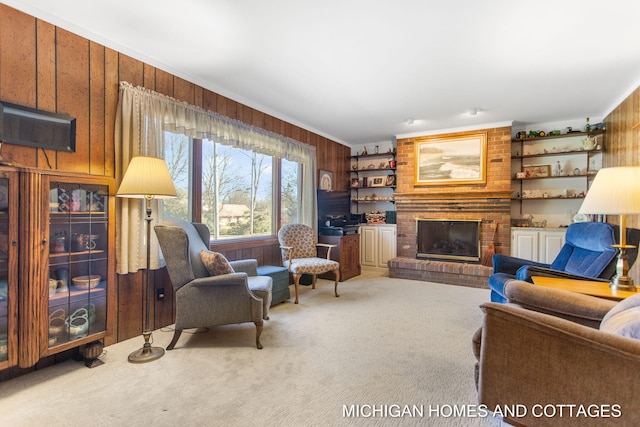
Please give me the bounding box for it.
[531,276,638,301]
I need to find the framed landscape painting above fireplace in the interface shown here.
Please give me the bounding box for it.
[414,133,487,185]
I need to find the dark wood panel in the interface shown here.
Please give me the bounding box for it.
[36,19,57,169]
[174,77,193,104]
[0,5,38,168]
[118,53,144,87]
[143,63,156,90]
[89,41,106,176]
[104,47,119,178]
[116,271,144,342]
[56,28,90,174]
[155,68,173,95]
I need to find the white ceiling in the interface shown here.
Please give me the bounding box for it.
[4,0,640,146]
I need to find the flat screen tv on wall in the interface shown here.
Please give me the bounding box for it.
[0,101,76,152]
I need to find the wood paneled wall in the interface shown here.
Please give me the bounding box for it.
[0,4,351,343]
[604,86,640,284]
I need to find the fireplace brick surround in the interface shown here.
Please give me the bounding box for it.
[388,126,513,288]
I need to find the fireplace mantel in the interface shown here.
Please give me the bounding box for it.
[394,190,513,202]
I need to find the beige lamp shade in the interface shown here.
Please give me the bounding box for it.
[579,166,640,215]
[117,156,177,199]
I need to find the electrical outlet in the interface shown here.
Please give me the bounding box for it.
[156,288,165,301]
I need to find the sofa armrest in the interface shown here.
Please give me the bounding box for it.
[477,302,640,426]
[492,253,549,275]
[516,265,611,283]
[503,279,616,327]
[229,259,258,276]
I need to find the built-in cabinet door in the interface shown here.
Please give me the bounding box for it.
[511,229,539,261]
[0,172,18,369]
[45,177,110,355]
[511,228,567,263]
[360,225,397,268]
[378,225,397,266]
[360,226,378,267]
[539,230,566,264]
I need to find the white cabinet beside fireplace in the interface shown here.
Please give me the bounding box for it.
[511,227,566,263]
[359,224,397,268]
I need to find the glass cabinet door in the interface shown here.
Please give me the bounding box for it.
[48,181,108,348]
[0,178,9,362]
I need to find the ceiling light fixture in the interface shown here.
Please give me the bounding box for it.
[405,118,415,125]
[468,108,481,116]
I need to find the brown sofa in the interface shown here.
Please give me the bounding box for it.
[473,280,640,426]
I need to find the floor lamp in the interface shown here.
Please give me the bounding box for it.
[117,156,177,363]
[578,166,640,291]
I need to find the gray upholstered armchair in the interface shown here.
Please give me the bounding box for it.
[473,280,640,426]
[154,217,272,350]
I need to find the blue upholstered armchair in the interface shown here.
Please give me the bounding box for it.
[489,222,639,303]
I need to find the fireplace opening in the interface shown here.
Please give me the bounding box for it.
[416,218,481,262]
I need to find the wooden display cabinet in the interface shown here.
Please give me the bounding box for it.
[1,168,116,370]
[0,171,19,371]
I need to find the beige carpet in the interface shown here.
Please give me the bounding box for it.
[0,269,503,427]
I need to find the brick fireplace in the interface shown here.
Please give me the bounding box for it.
[388,126,513,288]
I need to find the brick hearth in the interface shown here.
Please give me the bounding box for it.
[388,257,492,288]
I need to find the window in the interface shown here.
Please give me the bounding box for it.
[163,132,301,240]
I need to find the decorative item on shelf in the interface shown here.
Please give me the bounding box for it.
[522,165,550,178]
[117,155,177,364]
[584,117,591,132]
[48,308,67,337]
[385,175,396,186]
[379,162,387,169]
[361,146,368,155]
[389,159,396,168]
[350,178,359,188]
[573,167,581,176]
[578,166,640,291]
[582,136,598,150]
[554,161,563,177]
[67,307,89,340]
[370,176,385,187]
[375,145,379,154]
[51,231,67,253]
[72,233,85,252]
[549,130,561,135]
[0,334,7,361]
[72,275,101,289]
[511,215,534,227]
[351,164,358,171]
[48,278,58,297]
[54,267,69,293]
[365,211,386,224]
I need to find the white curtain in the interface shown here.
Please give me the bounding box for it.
[115,82,317,274]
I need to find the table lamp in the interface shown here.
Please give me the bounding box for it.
[117,156,177,363]
[578,166,640,291]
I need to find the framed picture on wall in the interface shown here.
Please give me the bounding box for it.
[414,133,487,185]
[319,170,333,191]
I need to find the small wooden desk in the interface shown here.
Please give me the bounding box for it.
[532,276,638,301]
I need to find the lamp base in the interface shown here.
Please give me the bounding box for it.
[610,276,637,292]
[128,330,164,363]
[128,344,165,363]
